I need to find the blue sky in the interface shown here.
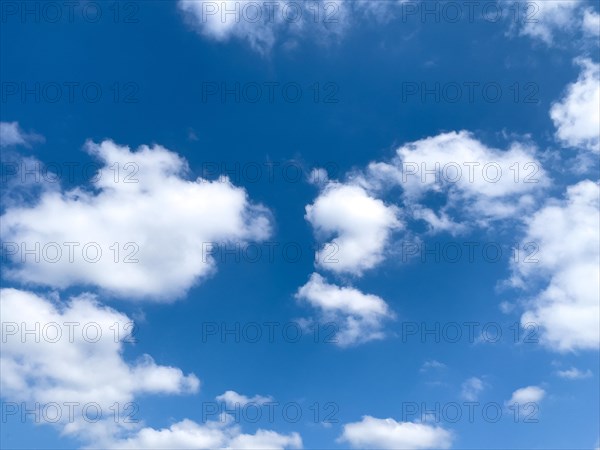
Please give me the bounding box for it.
[1,1,599,449]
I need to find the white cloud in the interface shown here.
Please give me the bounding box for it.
[305,182,400,276]
[512,180,600,352]
[338,416,453,450]
[1,140,272,300]
[0,154,63,209]
[0,121,44,147]
[420,359,446,372]
[216,390,273,407]
[510,1,600,44]
[366,131,548,225]
[506,386,546,405]
[177,0,406,53]
[499,301,516,314]
[295,273,394,346]
[461,377,485,401]
[349,0,406,21]
[556,367,593,379]
[1,289,301,448]
[178,0,283,54]
[104,416,302,450]
[516,0,582,45]
[550,58,600,153]
[0,288,199,443]
[411,206,468,235]
[583,8,600,37]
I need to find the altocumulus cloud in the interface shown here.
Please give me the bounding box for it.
[1,139,272,300]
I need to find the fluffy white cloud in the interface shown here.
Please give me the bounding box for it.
[556,367,593,379]
[461,377,485,401]
[216,390,273,407]
[0,121,44,147]
[512,180,599,352]
[1,140,271,300]
[105,416,302,449]
[338,416,452,450]
[550,58,600,153]
[515,0,582,45]
[295,273,394,346]
[0,288,200,442]
[305,182,400,276]
[506,386,546,405]
[366,131,548,226]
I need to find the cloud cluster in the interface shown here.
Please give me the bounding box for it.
[0,288,200,442]
[298,130,549,347]
[1,288,303,448]
[1,140,272,300]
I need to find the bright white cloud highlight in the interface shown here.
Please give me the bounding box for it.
[550,58,600,153]
[305,182,400,276]
[0,140,271,300]
[512,180,599,352]
[339,416,453,450]
[296,273,394,346]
